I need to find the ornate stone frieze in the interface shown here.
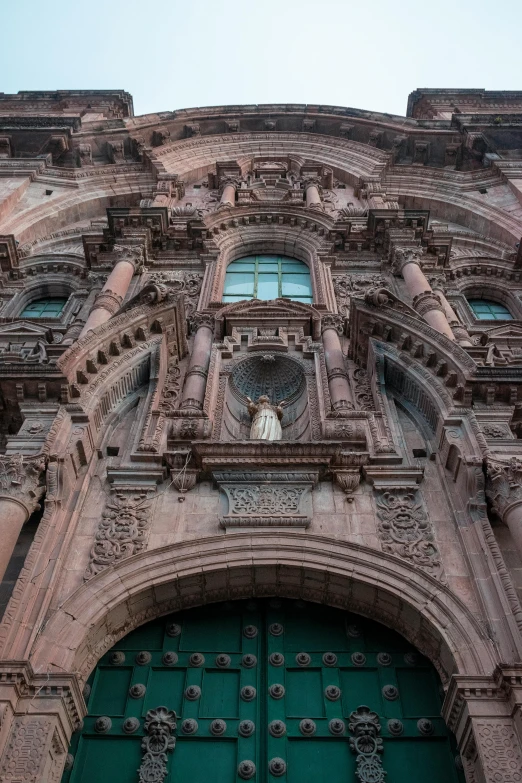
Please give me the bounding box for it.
[375,487,444,581]
[139,707,177,783]
[213,469,318,528]
[148,271,203,316]
[84,490,153,580]
[352,367,376,411]
[333,274,386,317]
[159,358,182,415]
[0,716,63,783]
[348,706,386,783]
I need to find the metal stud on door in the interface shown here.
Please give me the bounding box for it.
[63,601,465,783]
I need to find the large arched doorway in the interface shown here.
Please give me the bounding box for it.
[63,599,463,783]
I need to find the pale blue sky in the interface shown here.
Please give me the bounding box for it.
[2,0,521,118]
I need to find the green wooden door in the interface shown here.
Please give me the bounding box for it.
[63,600,464,783]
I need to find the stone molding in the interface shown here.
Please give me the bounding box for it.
[92,288,123,315]
[28,532,496,686]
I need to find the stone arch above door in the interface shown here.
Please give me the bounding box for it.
[29,533,496,686]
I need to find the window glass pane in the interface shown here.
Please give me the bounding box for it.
[223,272,254,296]
[282,273,312,298]
[21,298,66,318]
[226,262,255,272]
[282,261,305,271]
[257,273,279,300]
[468,299,512,320]
[222,255,312,304]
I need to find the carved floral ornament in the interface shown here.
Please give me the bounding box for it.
[84,491,153,580]
[375,486,445,581]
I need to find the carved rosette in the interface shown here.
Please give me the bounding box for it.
[486,457,522,519]
[0,454,46,518]
[138,707,177,783]
[375,487,444,581]
[348,706,386,783]
[84,491,153,580]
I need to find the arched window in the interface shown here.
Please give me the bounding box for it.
[467,299,513,321]
[20,297,67,318]
[223,256,312,303]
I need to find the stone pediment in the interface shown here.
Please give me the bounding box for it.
[0,321,53,341]
[216,298,322,339]
[484,323,522,340]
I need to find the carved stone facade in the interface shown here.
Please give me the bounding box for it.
[0,87,521,780]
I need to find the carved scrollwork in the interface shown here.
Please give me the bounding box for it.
[84,491,153,580]
[139,707,177,783]
[375,487,444,581]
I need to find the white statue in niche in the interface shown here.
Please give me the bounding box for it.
[246,395,285,441]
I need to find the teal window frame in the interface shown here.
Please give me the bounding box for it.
[467,299,513,321]
[223,256,313,304]
[20,297,67,319]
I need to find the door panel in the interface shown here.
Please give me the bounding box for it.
[63,599,464,783]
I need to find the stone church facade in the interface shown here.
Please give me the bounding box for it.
[0,88,520,781]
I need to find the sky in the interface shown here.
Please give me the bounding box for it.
[2,0,521,119]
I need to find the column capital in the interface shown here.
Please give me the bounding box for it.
[112,244,146,273]
[486,457,522,519]
[0,454,46,519]
[192,312,215,332]
[391,246,424,275]
[321,313,344,335]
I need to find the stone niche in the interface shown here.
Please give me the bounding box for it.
[221,352,310,441]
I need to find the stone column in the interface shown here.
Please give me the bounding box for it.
[321,314,353,413]
[79,247,143,338]
[486,458,522,562]
[180,313,215,411]
[304,178,322,209]
[0,455,45,581]
[220,179,237,207]
[432,286,473,346]
[444,672,522,783]
[393,248,455,340]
